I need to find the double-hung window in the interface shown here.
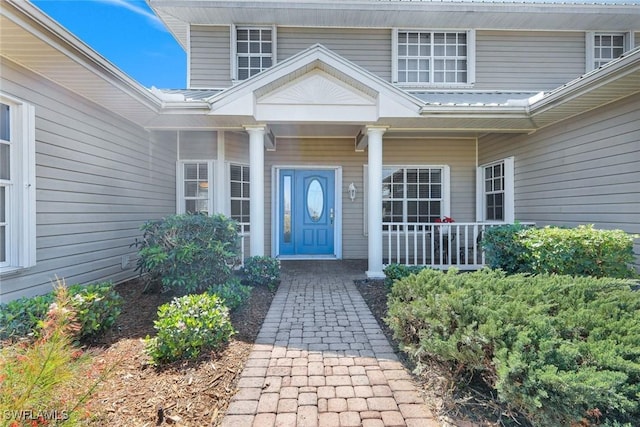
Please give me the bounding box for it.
[477,157,514,223]
[382,167,448,224]
[0,94,36,272]
[179,161,212,214]
[394,30,473,85]
[587,32,633,71]
[229,163,250,231]
[234,26,275,81]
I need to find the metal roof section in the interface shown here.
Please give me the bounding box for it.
[410,91,542,107]
[150,88,223,101]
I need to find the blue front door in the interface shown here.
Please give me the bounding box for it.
[279,169,335,256]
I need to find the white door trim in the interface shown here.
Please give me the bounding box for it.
[272,165,343,259]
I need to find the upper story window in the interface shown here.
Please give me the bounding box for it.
[594,33,625,68]
[234,26,275,81]
[587,32,633,71]
[0,94,36,273]
[393,30,475,86]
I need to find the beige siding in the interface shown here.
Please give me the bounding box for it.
[225,131,250,163]
[277,27,392,82]
[190,25,232,88]
[263,137,476,259]
[475,31,585,91]
[1,59,176,302]
[178,130,218,159]
[479,93,640,266]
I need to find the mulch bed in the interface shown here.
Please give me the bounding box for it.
[81,274,516,426]
[85,279,274,426]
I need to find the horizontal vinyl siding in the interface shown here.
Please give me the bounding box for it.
[479,93,640,267]
[264,137,476,259]
[475,31,585,91]
[190,25,232,88]
[277,27,392,82]
[178,130,218,159]
[1,59,176,302]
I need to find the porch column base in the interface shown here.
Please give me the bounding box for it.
[366,270,385,279]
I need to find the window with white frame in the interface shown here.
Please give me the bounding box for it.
[180,162,211,214]
[382,167,445,223]
[229,163,250,230]
[235,27,274,81]
[586,32,633,71]
[394,30,470,85]
[477,157,514,223]
[0,94,36,272]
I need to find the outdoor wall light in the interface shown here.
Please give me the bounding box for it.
[348,182,357,201]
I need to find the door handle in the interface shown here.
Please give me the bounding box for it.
[330,208,334,224]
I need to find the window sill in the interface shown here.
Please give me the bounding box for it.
[0,265,34,277]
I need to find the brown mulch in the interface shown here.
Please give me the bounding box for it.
[85,279,274,427]
[82,274,518,427]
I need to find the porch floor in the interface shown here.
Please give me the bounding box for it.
[221,260,439,427]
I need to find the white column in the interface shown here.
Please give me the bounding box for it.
[246,126,266,256]
[366,126,387,278]
[215,131,227,215]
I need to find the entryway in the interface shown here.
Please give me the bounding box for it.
[277,168,340,257]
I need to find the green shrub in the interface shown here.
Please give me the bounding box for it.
[386,268,640,426]
[67,282,123,339]
[383,263,430,288]
[481,223,530,273]
[483,224,638,278]
[134,213,240,293]
[145,293,235,365]
[0,293,54,340]
[242,256,281,291]
[207,276,252,311]
[0,282,122,342]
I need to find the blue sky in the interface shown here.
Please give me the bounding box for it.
[33,0,186,89]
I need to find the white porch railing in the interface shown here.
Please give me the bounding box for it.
[383,222,533,270]
[238,223,250,266]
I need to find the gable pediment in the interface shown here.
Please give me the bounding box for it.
[255,69,378,122]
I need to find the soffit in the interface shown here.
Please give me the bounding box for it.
[150,0,640,48]
[0,2,160,127]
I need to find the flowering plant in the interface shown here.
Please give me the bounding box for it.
[435,216,455,223]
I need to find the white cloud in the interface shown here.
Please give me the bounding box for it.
[97,0,165,30]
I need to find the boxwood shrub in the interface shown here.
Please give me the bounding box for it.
[483,224,638,278]
[386,268,640,426]
[145,293,235,365]
[242,256,281,291]
[134,213,240,293]
[207,276,252,311]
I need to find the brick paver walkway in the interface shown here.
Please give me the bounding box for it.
[221,261,439,427]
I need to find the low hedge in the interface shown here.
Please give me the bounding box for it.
[483,224,638,278]
[0,282,122,341]
[386,268,640,426]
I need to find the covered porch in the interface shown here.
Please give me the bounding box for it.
[148,45,536,276]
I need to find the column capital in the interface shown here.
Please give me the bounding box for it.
[243,124,267,135]
[365,125,389,136]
